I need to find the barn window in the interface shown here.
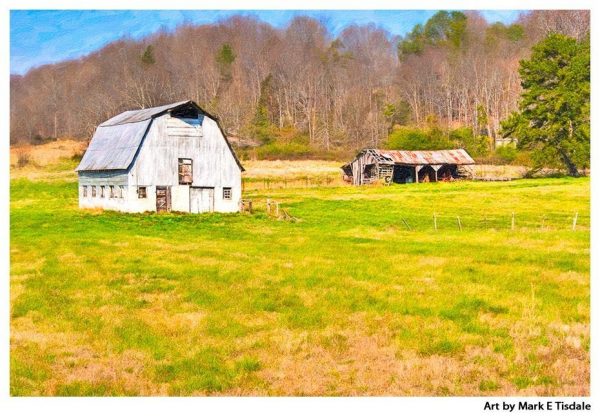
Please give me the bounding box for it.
[100,186,105,198]
[82,186,87,197]
[109,186,115,198]
[178,158,193,184]
[171,105,199,119]
[138,186,147,199]
[223,187,232,200]
[92,186,97,197]
[119,186,125,199]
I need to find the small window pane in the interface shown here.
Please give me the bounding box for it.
[119,186,124,199]
[82,186,87,197]
[109,186,115,198]
[100,186,105,198]
[138,186,147,199]
[92,186,97,197]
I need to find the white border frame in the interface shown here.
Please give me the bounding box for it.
[2,1,596,415]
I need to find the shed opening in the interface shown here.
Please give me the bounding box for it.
[438,165,458,181]
[392,166,415,184]
[418,165,437,182]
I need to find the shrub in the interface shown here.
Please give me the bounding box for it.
[70,151,85,162]
[386,125,491,156]
[386,126,454,150]
[256,142,312,159]
[494,145,518,163]
[16,150,32,168]
[449,127,491,157]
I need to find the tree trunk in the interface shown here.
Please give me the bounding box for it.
[558,148,579,177]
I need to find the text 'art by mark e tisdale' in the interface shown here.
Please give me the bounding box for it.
[484,401,591,412]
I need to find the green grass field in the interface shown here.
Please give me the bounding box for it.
[10,161,590,396]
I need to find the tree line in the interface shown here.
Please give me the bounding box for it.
[10,10,589,166]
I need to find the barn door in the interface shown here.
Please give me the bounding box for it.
[156,186,171,212]
[190,187,214,213]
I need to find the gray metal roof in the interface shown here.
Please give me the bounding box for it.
[100,100,190,127]
[76,100,245,172]
[76,119,151,171]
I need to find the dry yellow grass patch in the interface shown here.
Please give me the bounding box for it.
[12,315,165,396]
[257,326,495,396]
[241,159,343,178]
[10,139,86,167]
[473,165,528,178]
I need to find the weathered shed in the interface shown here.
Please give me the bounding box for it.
[76,100,244,213]
[341,149,475,185]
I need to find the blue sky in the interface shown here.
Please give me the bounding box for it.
[10,10,524,75]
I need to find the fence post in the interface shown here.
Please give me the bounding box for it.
[248,200,253,214]
[511,212,515,231]
[572,212,578,231]
[402,218,412,231]
[276,202,280,217]
[266,198,271,215]
[433,212,437,231]
[456,216,462,231]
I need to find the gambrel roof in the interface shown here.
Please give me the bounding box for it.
[99,100,191,127]
[76,100,244,171]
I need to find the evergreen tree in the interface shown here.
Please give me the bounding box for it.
[140,45,155,65]
[251,74,275,143]
[501,34,590,176]
[216,43,236,81]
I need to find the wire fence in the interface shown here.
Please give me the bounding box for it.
[241,198,590,232]
[242,176,343,191]
[389,211,590,232]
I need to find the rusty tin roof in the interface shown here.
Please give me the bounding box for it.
[372,149,475,165]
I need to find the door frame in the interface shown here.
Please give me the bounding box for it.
[156,186,171,212]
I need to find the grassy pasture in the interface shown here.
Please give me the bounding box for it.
[10,159,589,396]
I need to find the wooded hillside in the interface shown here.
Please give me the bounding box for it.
[10,10,589,153]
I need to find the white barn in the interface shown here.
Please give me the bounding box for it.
[76,100,244,213]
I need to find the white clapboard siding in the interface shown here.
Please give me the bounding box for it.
[166,117,202,138]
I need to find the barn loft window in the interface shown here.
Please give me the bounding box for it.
[223,187,232,200]
[92,186,97,197]
[178,158,193,184]
[138,186,147,199]
[171,105,199,119]
[82,186,87,197]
